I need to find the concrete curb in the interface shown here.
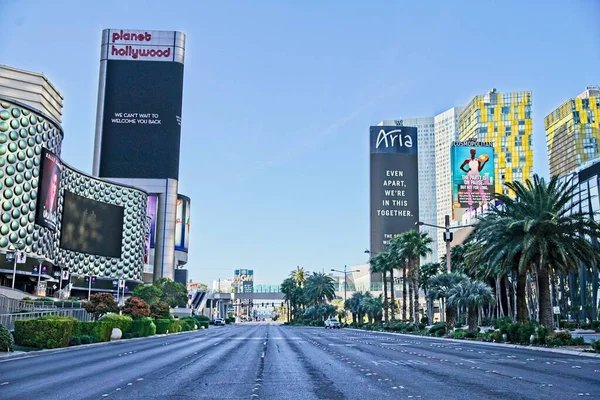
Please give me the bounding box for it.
[344,328,600,359]
[0,327,209,362]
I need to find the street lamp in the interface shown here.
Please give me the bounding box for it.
[331,265,361,304]
[416,215,476,273]
[8,240,25,289]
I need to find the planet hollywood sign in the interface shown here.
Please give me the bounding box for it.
[104,29,176,62]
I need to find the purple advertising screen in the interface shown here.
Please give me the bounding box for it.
[35,148,63,231]
[148,195,158,248]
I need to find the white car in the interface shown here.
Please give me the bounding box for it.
[325,318,341,329]
[214,318,226,326]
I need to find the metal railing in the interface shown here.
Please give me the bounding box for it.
[0,309,93,331]
[0,294,57,314]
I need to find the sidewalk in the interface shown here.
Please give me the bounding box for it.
[345,328,600,359]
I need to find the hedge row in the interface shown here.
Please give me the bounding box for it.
[14,314,190,349]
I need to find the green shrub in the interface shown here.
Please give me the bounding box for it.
[68,336,81,346]
[547,331,573,347]
[101,314,133,335]
[429,322,447,337]
[592,321,600,332]
[0,324,14,352]
[591,339,600,353]
[129,317,156,337]
[498,321,537,344]
[122,333,133,339]
[194,315,210,322]
[14,316,77,349]
[155,319,172,334]
[180,317,197,331]
[169,319,182,333]
[465,331,477,339]
[493,316,513,329]
[198,321,209,329]
[450,329,467,339]
[80,335,98,345]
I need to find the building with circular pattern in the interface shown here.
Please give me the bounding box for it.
[0,95,149,296]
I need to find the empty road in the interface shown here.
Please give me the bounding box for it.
[0,323,598,399]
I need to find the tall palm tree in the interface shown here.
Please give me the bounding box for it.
[361,294,383,324]
[280,277,298,322]
[427,273,469,331]
[370,252,390,322]
[402,230,434,323]
[290,266,307,288]
[304,272,336,306]
[388,235,407,322]
[345,292,366,325]
[502,175,600,330]
[447,279,494,332]
[419,262,441,324]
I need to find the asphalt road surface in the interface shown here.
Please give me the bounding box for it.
[0,323,599,399]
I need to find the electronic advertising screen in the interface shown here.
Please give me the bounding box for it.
[35,148,63,231]
[450,143,495,213]
[369,126,419,255]
[59,191,125,258]
[98,29,185,179]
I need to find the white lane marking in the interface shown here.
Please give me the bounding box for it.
[136,378,144,381]
[0,382,9,386]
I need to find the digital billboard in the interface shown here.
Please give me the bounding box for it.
[234,269,254,294]
[35,148,63,231]
[451,142,495,215]
[175,195,191,252]
[97,29,185,179]
[59,191,125,258]
[369,126,419,255]
[148,195,158,248]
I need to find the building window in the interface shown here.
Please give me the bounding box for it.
[573,111,580,124]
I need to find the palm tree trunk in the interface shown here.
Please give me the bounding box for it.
[446,304,456,331]
[382,272,389,323]
[402,262,407,321]
[389,269,395,321]
[467,306,478,332]
[408,261,414,323]
[413,257,420,324]
[504,275,513,321]
[495,276,504,318]
[538,267,553,331]
[516,272,528,323]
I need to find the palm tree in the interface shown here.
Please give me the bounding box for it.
[290,266,307,288]
[427,273,469,331]
[370,252,390,322]
[304,272,336,306]
[361,293,383,324]
[447,279,494,332]
[280,277,298,322]
[388,235,407,321]
[345,292,366,325]
[419,262,441,324]
[502,175,600,330]
[402,230,434,323]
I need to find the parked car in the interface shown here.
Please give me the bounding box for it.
[214,318,226,326]
[325,318,341,329]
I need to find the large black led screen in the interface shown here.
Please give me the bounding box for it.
[99,60,184,179]
[60,191,125,258]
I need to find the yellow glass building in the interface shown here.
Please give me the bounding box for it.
[458,89,533,195]
[545,86,600,177]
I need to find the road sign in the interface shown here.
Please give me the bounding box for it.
[61,269,70,280]
[553,306,560,315]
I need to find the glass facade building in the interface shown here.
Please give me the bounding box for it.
[458,89,533,196]
[434,107,462,261]
[545,86,600,177]
[379,118,437,264]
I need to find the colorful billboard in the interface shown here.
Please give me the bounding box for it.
[451,143,495,213]
[369,126,419,255]
[175,195,190,252]
[234,269,254,294]
[145,195,158,262]
[35,148,63,231]
[97,29,185,180]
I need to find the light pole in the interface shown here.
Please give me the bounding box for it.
[415,215,476,273]
[9,241,24,289]
[36,259,43,296]
[331,265,360,304]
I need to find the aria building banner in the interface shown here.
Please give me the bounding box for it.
[450,143,495,213]
[96,29,186,180]
[35,148,63,231]
[369,126,419,255]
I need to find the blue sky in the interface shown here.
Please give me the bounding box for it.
[4,0,600,286]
